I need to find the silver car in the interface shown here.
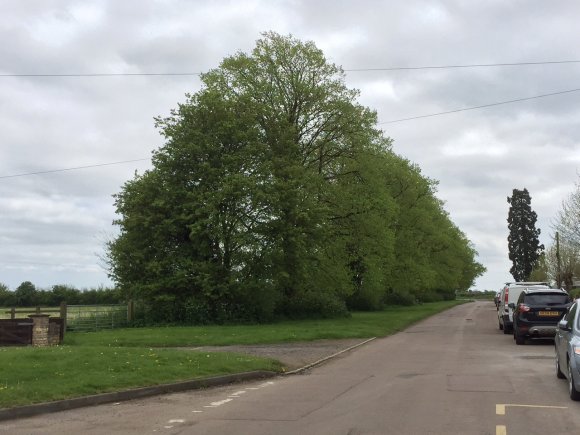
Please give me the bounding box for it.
[554,301,580,400]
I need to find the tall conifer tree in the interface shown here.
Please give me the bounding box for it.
[507,188,544,281]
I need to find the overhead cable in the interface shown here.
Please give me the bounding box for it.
[0,158,150,179]
[2,60,580,78]
[2,87,580,178]
[380,87,580,124]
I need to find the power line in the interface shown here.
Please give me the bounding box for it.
[2,87,579,179]
[380,87,580,124]
[345,60,580,72]
[0,72,203,78]
[0,158,150,179]
[2,60,580,77]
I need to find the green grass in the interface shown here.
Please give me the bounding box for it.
[0,300,465,408]
[0,346,281,408]
[65,300,465,347]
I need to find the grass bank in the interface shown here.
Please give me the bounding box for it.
[0,347,280,408]
[66,300,466,347]
[0,300,465,408]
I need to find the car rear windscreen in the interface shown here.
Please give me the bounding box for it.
[524,293,569,305]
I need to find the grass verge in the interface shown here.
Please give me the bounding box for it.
[0,300,465,408]
[65,300,466,347]
[0,347,280,408]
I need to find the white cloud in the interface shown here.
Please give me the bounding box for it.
[2,0,580,291]
[441,129,508,157]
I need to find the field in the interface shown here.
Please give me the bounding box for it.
[0,300,466,408]
[0,305,129,331]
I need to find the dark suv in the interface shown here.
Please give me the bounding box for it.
[510,288,571,345]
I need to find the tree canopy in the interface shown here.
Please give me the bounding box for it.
[107,32,485,323]
[507,188,544,281]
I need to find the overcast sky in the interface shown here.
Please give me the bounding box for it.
[2,0,580,291]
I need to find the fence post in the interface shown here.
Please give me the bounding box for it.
[128,300,134,323]
[60,302,67,332]
[10,307,15,320]
[35,306,40,315]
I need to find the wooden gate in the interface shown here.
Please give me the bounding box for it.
[0,319,33,346]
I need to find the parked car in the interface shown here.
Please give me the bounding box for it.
[554,301,580,400]
[494,291,501,310]
[498,282,551,334]
[511,287,571,345]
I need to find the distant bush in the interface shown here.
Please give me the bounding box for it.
[383,289,416,306]
[0,282,123,307]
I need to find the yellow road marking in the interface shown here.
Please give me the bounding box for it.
[495,403,568,434]
[496,403,568,414]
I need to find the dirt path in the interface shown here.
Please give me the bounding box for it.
[181,338,374,371]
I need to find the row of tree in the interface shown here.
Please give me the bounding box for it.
[106,33,485,323]
[530,180,580,290]
[509,182,580,292]
[0,281,122,307]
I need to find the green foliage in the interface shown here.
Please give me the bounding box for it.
[14,281,37,306]
[507,188,544,281]
[0,283,122,308]
[107,32,485,323]
[0,283,16,306]
[383,289,416,306]
[66,300,465,347]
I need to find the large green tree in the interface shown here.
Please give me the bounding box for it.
[14,281,37,307]
[507,188,544,281]
[108,32,484,322]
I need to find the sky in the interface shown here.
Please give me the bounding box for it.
[1,0,580,292]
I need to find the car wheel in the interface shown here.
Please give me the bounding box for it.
[556,353,565,379]
[568,359,580,401]
[515,327,525,345]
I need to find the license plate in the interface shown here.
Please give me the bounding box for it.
[538,311,560,317]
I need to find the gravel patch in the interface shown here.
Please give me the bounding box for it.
[183,338,373,371]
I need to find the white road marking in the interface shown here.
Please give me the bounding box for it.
[210,398,233,406]
[496,425,506,435]
[168,419,185,423]
[196,383,275,414]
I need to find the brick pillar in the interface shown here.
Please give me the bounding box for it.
[29,314,50,347]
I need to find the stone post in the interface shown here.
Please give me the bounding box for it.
[29,314,50,347]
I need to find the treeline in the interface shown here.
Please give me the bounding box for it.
[532,177,580,289]
[107,33,485,324]
[0,281,122,307]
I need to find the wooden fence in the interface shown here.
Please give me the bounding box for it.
[1,302,133,336]
[0,319,33,346]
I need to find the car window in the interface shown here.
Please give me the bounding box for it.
[523,293,569,305]
[567,303,577,330]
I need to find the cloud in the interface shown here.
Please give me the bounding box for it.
[1,0,579,291]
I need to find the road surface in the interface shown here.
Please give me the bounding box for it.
[2,301,579,434]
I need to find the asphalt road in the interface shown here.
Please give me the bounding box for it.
[3,301,580,435]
